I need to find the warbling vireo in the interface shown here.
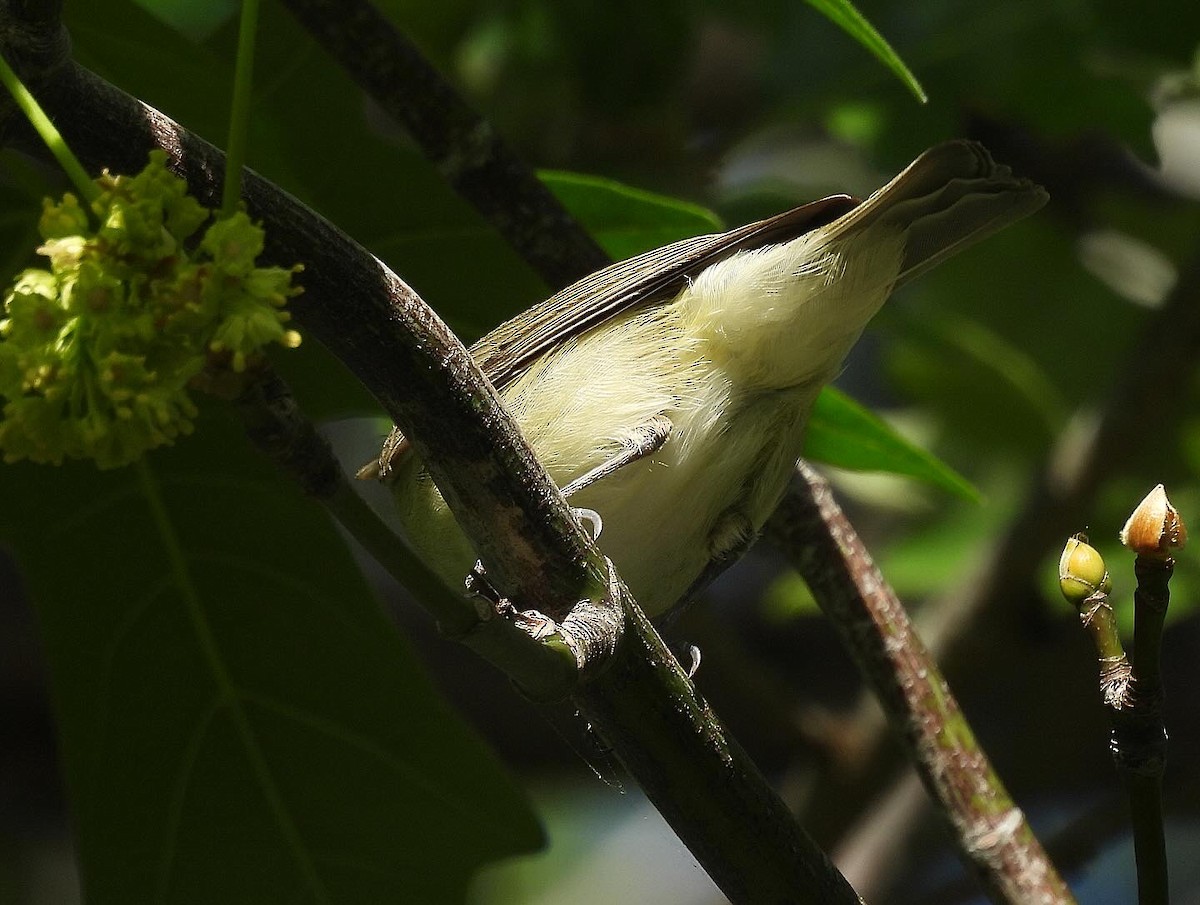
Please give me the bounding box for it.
[365,140,1047,617]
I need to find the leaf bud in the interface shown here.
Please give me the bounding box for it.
[1119,484,1187,560]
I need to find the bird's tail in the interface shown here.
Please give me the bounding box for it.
[827,140,1048,287]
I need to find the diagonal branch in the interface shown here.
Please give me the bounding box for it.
[767,462,1075,905]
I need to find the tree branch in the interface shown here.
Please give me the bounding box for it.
[767,463,1075,904]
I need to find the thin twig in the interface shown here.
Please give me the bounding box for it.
[1061,544,1171,905]
[767,462,1076,905]
[279,0,610,290]
[1119,500,1175,905]
[221,0,259,217]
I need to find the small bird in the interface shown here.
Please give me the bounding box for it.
[366,141,1047,617]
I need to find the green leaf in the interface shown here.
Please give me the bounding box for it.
[0,405,542,903]
[804,386,979,502]
[804,0,927,103]
[539,170,723,261]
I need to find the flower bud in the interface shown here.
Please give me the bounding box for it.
[1059,534,1111,604]
[1119,484,1187,560]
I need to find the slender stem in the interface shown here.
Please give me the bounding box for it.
[1077,589,1126,661]
[1130,556,1170,701]
[1125,555,1172,905]
[1066,555,1170,905]
[222,0,260,217]
[0,48,95,200]
[1126,771,1167,905]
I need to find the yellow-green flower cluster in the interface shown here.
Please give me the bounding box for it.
[0,152,301,469]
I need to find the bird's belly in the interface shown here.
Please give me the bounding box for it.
[394,303,819,617]
[567,383,817,615]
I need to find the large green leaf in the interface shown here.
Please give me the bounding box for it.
[0,406,542,904]
[804,386,979,502]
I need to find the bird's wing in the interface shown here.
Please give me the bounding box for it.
[472,194,859,393]
[362,193,857,477]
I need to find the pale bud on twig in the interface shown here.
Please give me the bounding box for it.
[1119,484,1188,560]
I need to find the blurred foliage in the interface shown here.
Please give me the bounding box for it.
[3,0,1200,902]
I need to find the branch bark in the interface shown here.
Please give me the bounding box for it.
[767,463,1076,905]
